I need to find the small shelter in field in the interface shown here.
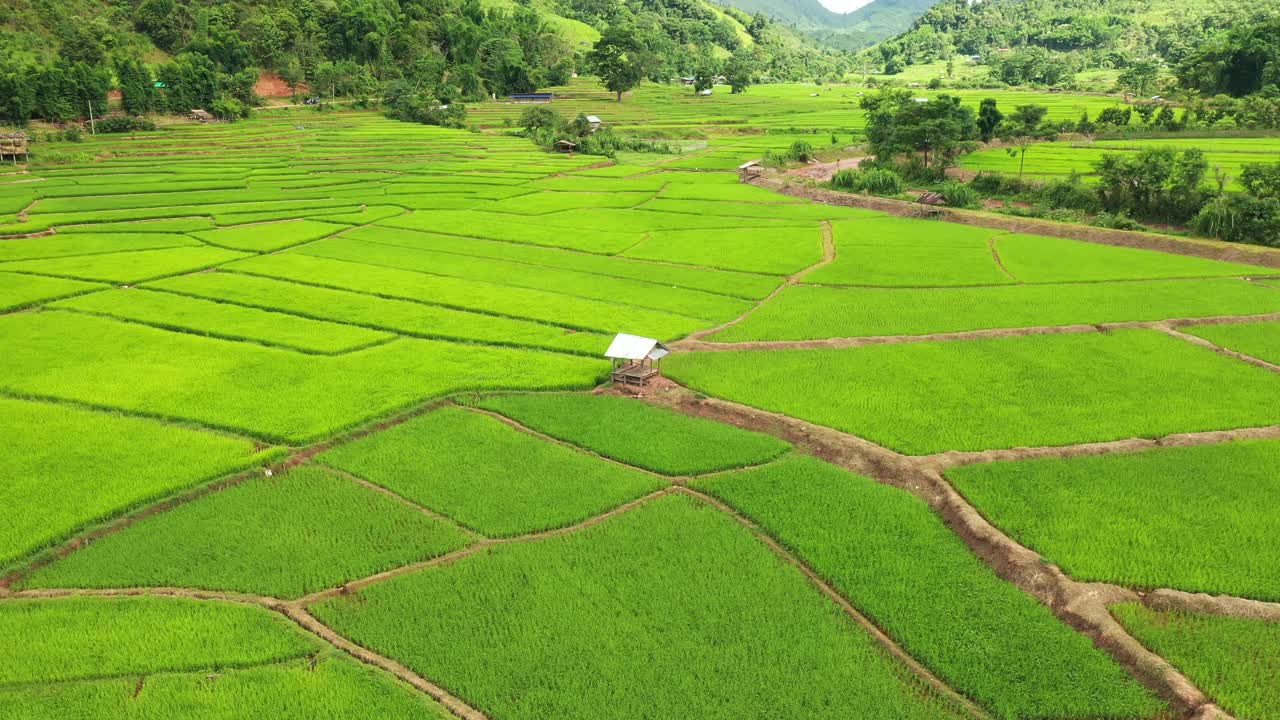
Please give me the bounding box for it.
[554,139,578,153]
[0,132,30,163]
[738,159,762,179]
[585,115,603,132]
[189,109,214,123]
[606,333,670,386]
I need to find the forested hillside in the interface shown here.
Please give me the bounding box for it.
[867,0,1280,87]
[0,0,845,125]
[714,0,934,49]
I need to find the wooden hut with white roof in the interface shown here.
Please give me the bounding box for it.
[606,333,669,386]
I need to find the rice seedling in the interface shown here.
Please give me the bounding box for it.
[1111,604,1280,720]
[693,455,1162,719]
[145,272,611,355]
[0,246,249,284]
[1184,320,1280,365]
[23,466,471,598]
[191,219,347,252]
[948,439,1280,599]
[52,289,394,354]
[312,493,975,720]
[666,329,1280,453]
[0,656,455,720]
[624,226,824,275]
[711,278,1280,341]
[995,234,1267,282]
[0,396,278,569]
[0,272,103,312]
[318,406,665,536]
[0,596,317,684]
[0,311,606,443]
[473,392,790,475]
[0,233,200,262]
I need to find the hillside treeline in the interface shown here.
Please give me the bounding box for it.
[0,0,845,125]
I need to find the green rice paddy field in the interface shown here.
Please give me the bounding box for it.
[3,96,1280,719]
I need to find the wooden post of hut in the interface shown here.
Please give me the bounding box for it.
[605,334,670,387]
[0,133,30,165]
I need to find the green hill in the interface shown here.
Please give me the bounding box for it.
[867,0,1280,86]
[713,0,935,50]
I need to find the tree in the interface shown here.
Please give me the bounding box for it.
[1240,162,1280,199]
[115,57,157,116]
[976,98,1003,142]
[692,51,720,94]
[1117,60,1159,97]
[724,48,756,94]
[587,25,648,102]
[862,91,977,175]
[1095,148,1210,223]
[999,104,1054,180]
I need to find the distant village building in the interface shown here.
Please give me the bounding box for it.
[606,334,670,387]
[679,77,697,86]
[0,132,30,163]
[511,93,554,103]
[585,115,603,132]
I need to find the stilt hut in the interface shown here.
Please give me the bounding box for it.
[0,133,30,164]
[606,334,670,387]
[554,139,578,153]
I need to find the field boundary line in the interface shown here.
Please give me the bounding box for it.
[748,174,1280,270]
[672,312,1280,352]
[293,488,675,605]
[678,222,832,343]
[280,606,490,720]
[621,381,1218,713]
[919,424,1280,470]
[312,463,486,539]
[1156,324,1280,374]
[677,485,993,720]
[986,235,1020,283]
[0,655,311,692]
[1140,589,1280,622]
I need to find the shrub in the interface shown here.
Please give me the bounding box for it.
[210,96,248,121]
[940,181,978,208]
[1195,194,1280,246]
[970,172,1006,194]
[1092,211,1146,231]
[788,140,815,163]
[830,168,904,195]
[1037,177,1099,212]
[94,116,156,134]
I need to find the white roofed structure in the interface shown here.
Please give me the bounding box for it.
[606,334,669,386]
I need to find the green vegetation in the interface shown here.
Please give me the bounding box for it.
[473,393,790,474]
[1185,320,1280,365]
[0,596,316,684]
[313,493,975,720]
[694,456,1160,719]
[949,440,1280,599]
[623,226,824,275]
[0,656,456,720]
[52,290,395,355]
[1112,605,1280,720]
[23,467,471,598]
[0,310,606,443]
[0,247,249,284]
[712,279,1280,340]
[0,272,102,312]
[0,397,277,569]
[667,330,1280,454]
[318,407,665,536]
[191,220,346,252]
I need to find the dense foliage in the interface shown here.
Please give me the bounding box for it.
[0,0,843,125]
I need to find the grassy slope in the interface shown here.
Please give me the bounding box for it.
[314,493,974,720]
[22,467,471,598]
[695,456,1159,719]
[949,439,1280,600]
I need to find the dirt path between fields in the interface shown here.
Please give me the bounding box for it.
[1157,325,1280,374]
[620,379,1223,715]
[671,311,1280,353]
[1141,589,1280,622]
[784,158,866,183]
[749,174,1280,270]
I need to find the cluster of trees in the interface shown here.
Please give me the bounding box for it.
[514,105,673,157]
[0,0,845,127]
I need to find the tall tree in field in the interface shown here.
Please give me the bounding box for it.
[725,48,756,94]
[587,25,648,102]
[999,104,1054,181]
[862,91,976,175]
[1118,60,1160,97]
[692,50,720,94]
[977,98,1003,143]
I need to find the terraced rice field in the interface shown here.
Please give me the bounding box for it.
[3,105,1279,720]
